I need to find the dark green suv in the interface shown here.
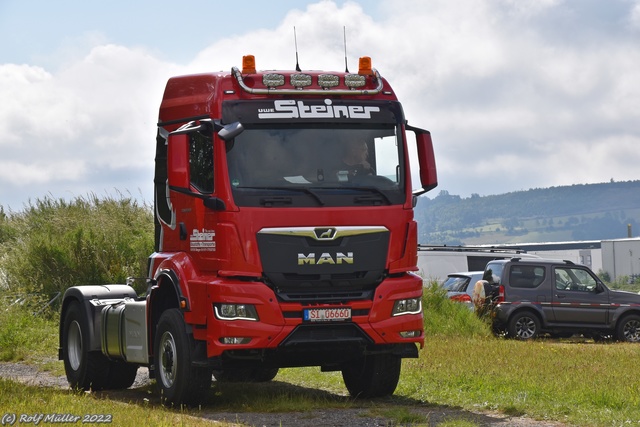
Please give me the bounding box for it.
[479,258,640,341]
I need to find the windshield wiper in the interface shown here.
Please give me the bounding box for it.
[237,186,325,206]
[351,187,392,205]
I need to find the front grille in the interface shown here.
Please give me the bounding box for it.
[257,226,390,301]
[279,323,373,347]
[277,288,374,303]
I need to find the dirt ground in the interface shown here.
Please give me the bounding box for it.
[0,362,570,427]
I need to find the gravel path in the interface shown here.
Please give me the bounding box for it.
[0,362,569,426]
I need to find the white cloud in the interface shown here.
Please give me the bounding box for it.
[629,0,640,29]
[0,44,178,209]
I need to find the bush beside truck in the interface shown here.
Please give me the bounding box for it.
[0,195,154,297]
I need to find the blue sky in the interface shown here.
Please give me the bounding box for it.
[1,0,640,211]
[0,0,335,67]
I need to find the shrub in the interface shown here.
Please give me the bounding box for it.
[0,194,153,297]
[422,281,491,338]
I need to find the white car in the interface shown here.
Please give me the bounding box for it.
[441,271,484,310]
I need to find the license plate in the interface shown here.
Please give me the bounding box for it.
[303,307,351,322]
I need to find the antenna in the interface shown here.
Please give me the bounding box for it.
[294,27,301,72]
[343,26,349,73]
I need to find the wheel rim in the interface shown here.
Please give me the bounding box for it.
[623,319,640,342]
[515,316,537,339]
[159,331,177,388]
[67,320,83,371]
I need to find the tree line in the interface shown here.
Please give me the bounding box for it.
[415,180,640,245]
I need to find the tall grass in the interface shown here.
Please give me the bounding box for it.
[0,194,153,296]
[421,283,491,338]
[0,302,58,363]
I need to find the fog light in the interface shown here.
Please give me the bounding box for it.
[399,330,422,338]
[220,337,251,345]
[263,73,284,87]
[392,298,422,316]
[345,74,366,88]
[291,73,312,87]
[318,74,339,88]
[214,304,259,321]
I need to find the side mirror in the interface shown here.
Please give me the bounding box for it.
[407,124,438,196]
[167,133,190,189]
[217,121,244,141]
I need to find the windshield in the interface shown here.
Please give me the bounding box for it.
[226,125,406,207]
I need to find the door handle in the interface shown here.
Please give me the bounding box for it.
[555,294,566,299]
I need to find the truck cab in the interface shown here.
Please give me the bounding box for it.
[59,55,438,404]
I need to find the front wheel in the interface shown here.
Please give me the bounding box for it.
[616,314,640,342]
[155,309,212,405]
[341,354,401,398]
[508,311,540,340]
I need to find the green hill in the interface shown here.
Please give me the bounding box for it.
[415,180,640,245]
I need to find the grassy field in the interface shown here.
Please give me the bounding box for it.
[6,196,640,426]
[2,288,640,426]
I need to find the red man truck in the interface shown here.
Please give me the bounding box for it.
[58,55,438,404]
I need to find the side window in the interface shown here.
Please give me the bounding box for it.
[555,267,597,292]
[509,265,545,288]
[373,134,400,183]
[189,132,214,193]
[484,262,503,284]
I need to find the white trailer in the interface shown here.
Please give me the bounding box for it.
[417,245,539,283]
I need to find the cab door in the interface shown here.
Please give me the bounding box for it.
[551,266,609,325]
[165,122,216,254]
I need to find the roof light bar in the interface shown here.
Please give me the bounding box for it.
[232,54,384,95]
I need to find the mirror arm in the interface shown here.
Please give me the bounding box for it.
[168,185,226,211]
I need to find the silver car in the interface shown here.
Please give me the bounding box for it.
[441,271,484,310]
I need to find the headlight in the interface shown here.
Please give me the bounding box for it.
[392,298,422,316]
[214,303,259,321]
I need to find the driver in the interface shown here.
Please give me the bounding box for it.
[337,140,374,180]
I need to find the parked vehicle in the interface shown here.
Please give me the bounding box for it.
[441,271,483,310]
[479,257,640,341]
[417,245,538,283]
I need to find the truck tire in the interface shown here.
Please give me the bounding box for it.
[155,309,212,405]
[508,311,540,340]
[341,354,401,398]
[61,301,110,390]
[616,314,640,342]
[213,367,279,383]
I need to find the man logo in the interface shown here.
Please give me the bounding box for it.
[314,228,337,240]
[298,252,354,265]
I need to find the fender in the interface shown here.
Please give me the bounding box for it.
[58,284,137,358]
[497,301,546,326]
[610,307,640,329]
[147,252,209,355]
[150,252,197,308]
